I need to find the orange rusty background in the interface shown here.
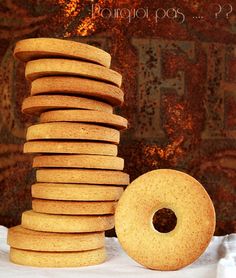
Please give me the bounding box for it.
[0,0,236,235]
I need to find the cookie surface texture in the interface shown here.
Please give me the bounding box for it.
[115,169,216,271]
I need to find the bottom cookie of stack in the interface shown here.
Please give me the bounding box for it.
[10,248,106,268]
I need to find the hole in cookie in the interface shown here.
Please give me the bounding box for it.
[152,208,177,233]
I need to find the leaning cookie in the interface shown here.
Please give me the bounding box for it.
[31,76,124,105]
[25,58,122,86]
[40,110,128,130]
[115,169,215,271]
[14,38,111,67]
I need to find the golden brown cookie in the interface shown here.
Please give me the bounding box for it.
[32,199,117,215]
[22,95,113,115]
[8,225,104,251]
[24,141,118,156]
[115,169,216,271]
[33,155,124,170]
[31,77,124,105]
[14,38,111,67]
[25,59,122,87]
[31,183,123,201]
[40,110,128,130]
[10,247,106,267]
[36,169,130,185]
[22,210,114,232]
[26,123,120,144]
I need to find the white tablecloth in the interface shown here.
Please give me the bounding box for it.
[0,226,235,278]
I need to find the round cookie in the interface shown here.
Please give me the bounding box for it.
[31,183,123,201]
[26,123,120,144]
[25,58,122,87]
[10,247,106,267]
[23,141,118,156]
[115,169,216,271]
[14,38,111,67]
[36,169,130,185]
[8,225,104,251]
[31,76,124,105]
[40,110,128,130]
[33,155,124,170]
[22,210,114,233]
[22,95,113,115]
[32,199,117,215]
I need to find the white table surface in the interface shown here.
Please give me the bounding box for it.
[0,226,235,278]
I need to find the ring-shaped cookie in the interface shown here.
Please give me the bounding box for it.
[115,169,215,270]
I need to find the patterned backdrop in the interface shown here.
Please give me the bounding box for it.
[0,0,236,235]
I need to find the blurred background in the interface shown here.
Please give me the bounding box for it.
[0,0,235,235]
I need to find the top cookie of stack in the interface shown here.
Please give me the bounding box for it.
[14,38,124,105]
[8,38,129,268]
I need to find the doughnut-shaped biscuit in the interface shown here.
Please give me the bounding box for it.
[22,210,114,232]
[31,183,123,201]
[25,59,122,87]
[10,247,106,267]
[31,77,124,105]
[36,169,129,185]
[26,123,120,144]
[40,110,128,130]
[8,225,104,251]
[32,199,117,215]
[22,95,113,115]
[24,141,118,156]
[115,169,215,271]
[14,38,111,67]
[33,155,124,170]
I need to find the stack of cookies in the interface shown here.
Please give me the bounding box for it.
[7,38,129,267]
